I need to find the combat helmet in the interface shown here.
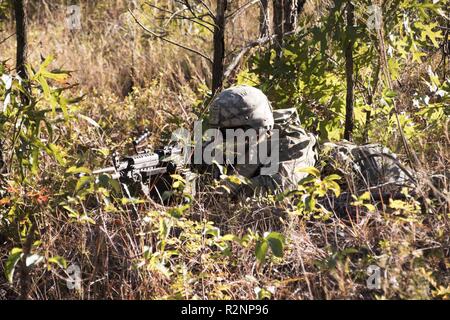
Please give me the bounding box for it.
[209,85,274,130]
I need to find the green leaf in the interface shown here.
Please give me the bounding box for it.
[39,55,54,72]
[159,218,172,240]
[226,174,247,185]
[416,22,443,47]
[31,146,39,175]
[108,178,121,194]
[59,95,69,120]
[385,90,398,98]
[39,74,50,96]
[76,175,94,191]
[306,196,317,211]
[359,191,371,201]
[48,256,68,269]
[63,205,78,215]
[66,166,92,175]
[388,58,400,81]
[412,49,426,63]
[389,199,408,210]
[78,114,101,129]
[172,180,183,189]
[222,234,240,242]
[255,287,272,300]
[97,148,110,156]
[326,180,341,197]
[170,174,186,183]
[255,239,269,263]
[168,205,190,218]
[41,70,68,82]
[121,197,145,205]
[296,166,320,177]
[265,232,285,258]
[204,226,220,238]
[364,203,376,212]
[5,248,23,283]
[46,143,66,166]
[324,174,341,182]
[79,215,96,225]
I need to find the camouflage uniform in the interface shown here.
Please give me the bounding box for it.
[238,108,317,195]
[206,85,318,196]
[205,85,415,198]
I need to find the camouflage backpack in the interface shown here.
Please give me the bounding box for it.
[322,141,416,197]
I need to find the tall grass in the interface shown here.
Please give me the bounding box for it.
[0,0,448,300]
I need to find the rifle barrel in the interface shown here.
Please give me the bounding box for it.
[93,166,116,175]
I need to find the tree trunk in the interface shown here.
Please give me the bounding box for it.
[4,0,29,174]
[283,0,297,33]
[297,0,306,14]
[14,0,29,80]
[212,0,227,94]
[272,0,284,58]
[259,0,270,38]
[344,1,354,141]
[15,4,32,298]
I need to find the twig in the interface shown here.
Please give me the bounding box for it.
[0,32,16,45]
[144,2,215,31]
[195,0,215,19]
[19,219,37,300]
[226,0,259,20]
[223,29,301,79]
[128,9,213,65]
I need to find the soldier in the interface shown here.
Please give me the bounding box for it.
[92,85,416,204]
[203,85,415,198]
[202,85,318,196]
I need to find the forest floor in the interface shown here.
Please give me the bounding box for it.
[0,1,449,300]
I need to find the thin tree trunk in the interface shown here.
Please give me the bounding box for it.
[272,0,284,58]
[212,0,227,94]
[283,0,297,33]
[297,0,306,14]
[3,0,29,174]
[344,1,354,141]
[19,221,36,300]
[15,2,32,299]
[363,59,381,143]
[259,0,270,38]
[14,0,28,80]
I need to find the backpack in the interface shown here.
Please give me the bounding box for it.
[322,141,416,195]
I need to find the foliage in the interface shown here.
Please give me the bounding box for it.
[0,0,448,300]
[244,0,449,145]
[281,167,341,220]
[0,56,79,287]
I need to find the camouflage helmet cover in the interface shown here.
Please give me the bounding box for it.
[209,85,274,130]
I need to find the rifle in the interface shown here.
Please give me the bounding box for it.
[93,129,189,204]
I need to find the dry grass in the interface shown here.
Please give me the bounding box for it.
[0,0,448,300]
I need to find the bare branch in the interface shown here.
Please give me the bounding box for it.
[226,0,259,20]
[195,0,216,19]
[177,0,216,23]
[143,2,215,31]
[128,9,213,65]
[224,29,301,79]
[0,33,16,46]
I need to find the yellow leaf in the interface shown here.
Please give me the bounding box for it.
[296,166,320,177]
